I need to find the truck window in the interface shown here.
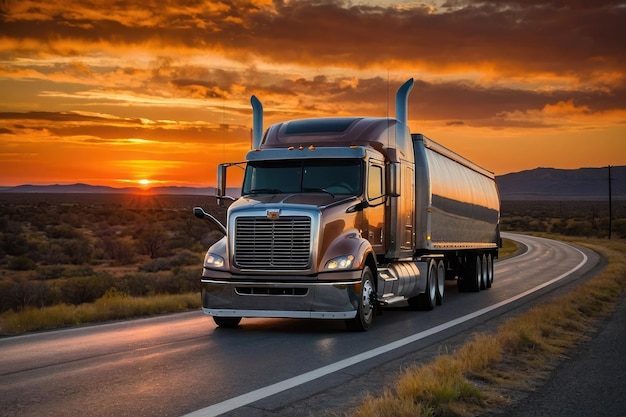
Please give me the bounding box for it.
[242,159,363,196]
[243,161,302,193]
[367,163,384,204]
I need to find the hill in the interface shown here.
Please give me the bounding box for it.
[0,183,223,196]
[496,166,625,200]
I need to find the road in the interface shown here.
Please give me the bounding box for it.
[0,234,599,417]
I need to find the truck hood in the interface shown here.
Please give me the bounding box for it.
[236,193,357,209]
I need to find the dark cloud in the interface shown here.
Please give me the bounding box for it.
[2,0,623,77]
[0,111,144,124]
[0,1,624,133]
[0,110,250,145]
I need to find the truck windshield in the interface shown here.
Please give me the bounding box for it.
[242,159,363,196]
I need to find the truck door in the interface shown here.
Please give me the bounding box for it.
[366,159,385,253]
[401,165,415,250]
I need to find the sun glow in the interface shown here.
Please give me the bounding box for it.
[138,179,152,189]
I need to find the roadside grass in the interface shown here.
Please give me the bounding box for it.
[350,237,626,417]
[498,237,519,259]
[0,291,200,335]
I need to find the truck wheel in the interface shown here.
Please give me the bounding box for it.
[436,260,445,305]
[346,267,375,331]
[472,255,482,292]
[411,259,436,311]
[481,254,488,290]
[458,255,481,292]
[213,316,242,328]
[486,253,493,288]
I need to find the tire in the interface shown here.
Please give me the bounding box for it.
[436,260,445,306]
[457,255,481,293]
[346,267,376,331]
[486,253,493,288]
[411,259,436,311]
[472,255,482,292]
[213,316,242,328]
[481,253,488,290]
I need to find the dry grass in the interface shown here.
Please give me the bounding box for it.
[498,238,519,259]
[351,237,626,417]
[0,291,200,335]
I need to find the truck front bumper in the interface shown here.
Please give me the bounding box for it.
[201,270,362,319]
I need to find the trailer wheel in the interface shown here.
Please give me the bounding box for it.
[213,316,242,328]
[346,267,375,331]
[486,253,493,288]
[436,260,445,306]
[457,255,480,293]
[481,254,488,290]
[473,255,483,292]
[459,255,482,292]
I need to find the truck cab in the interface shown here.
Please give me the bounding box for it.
[202,115,413,331]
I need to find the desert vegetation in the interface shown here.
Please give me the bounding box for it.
[0,193,624,335]
[500,199,626,238]
[0,193,225,333]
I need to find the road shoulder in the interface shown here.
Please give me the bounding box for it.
[483,291,626,417]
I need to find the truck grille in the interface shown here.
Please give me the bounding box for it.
[234,216,311,270]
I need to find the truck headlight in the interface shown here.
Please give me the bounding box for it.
[325,255,355,270]
[204,253,225,269]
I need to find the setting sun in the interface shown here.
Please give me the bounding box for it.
[138,179,151,189]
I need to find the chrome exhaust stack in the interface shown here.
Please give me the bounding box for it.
[251,95,263,149]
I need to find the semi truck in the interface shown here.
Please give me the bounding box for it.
[194,78,500,331]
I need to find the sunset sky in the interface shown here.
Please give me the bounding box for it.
[1,0,625,188]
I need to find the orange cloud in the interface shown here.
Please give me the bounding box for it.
[0,0,624,186]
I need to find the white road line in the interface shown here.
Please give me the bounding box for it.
[184,238,588,417]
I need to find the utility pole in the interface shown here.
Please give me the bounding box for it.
[608,165,613,240]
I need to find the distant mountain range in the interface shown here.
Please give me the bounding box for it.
[0,183,218,195]
[496,166,625,200]
[0,166,624,200]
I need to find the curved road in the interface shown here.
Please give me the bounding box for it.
[0,234,599,417]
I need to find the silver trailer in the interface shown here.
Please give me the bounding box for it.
[195,79,500,331]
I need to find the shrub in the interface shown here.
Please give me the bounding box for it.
[137,225,170,259]
[115,273,155,297]
[99,235,137,265]
[2,234,30,257]
[8,256,36,271]
[60,237,94,265]
[56,274,115,305]
[565,219,593,236]
[45,224,84,239]
[139,258,171,272]
[0,279,48,311]
[138,250,200,272]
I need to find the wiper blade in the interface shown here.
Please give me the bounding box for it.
[303,187,335,198]
[246,188,283,195]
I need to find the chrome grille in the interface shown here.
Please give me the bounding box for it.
[234,216,311,270]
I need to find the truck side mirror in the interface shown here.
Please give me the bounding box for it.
[216,164,228,207]
[193,207,227,235]
[387,162,401,197]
